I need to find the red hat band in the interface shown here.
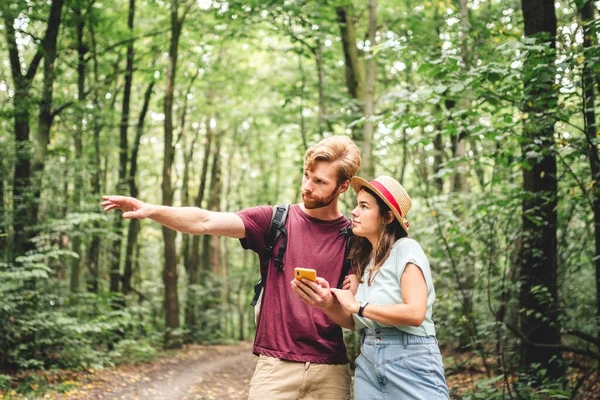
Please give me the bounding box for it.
[370,180,403,218]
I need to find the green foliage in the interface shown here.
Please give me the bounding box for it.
[183,274,226,344]
[1,0,599,397]
[3,373,79,398]
[343,330,360,369]
[0,255,161,371]
[0,374,13,391]
[460,372,571,400]
[109,339,157,364]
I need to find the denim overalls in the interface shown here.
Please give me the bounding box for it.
[354,327,450,399]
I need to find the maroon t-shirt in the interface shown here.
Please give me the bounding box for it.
[237,204,350,364]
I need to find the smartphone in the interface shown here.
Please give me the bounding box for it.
[294,267,317,282]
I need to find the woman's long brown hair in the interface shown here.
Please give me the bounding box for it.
[348,187,408,284]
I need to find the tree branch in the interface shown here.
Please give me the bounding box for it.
[566,329,600,347]
[505,323,600,362]
[120,275,147,302]
[481,86,586,134]
[93,28,170,58]
[15,27,43,43]
[556,151,594,210]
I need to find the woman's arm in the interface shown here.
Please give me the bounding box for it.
[342,274,359,294]
[322,300,356,330]
[291,278,356,330]
[332,263,428,327]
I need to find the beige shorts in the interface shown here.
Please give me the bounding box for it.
[248,355,352,400]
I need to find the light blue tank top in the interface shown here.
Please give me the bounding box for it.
[353,238,437,337]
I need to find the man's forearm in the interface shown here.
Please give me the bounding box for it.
[147,205,209,234]
[146,205,246,238]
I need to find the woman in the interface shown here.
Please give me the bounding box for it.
[298,175,449,399]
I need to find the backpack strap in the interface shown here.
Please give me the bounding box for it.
[336,224,354,289]
[250,204,290,306]
[271,205,290,271]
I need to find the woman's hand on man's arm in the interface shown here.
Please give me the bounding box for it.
[342,274,359,294]
[291,278,356,330]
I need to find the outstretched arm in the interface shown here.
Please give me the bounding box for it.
[101,195,246,238]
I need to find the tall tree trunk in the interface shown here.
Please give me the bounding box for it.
[201,126,223,274]
[162,1,186,348]
[400,127,409,185]
[3,1,53,258]
[180,115,200,268]
[86,28,107,294]
[185,118,213,337]
[298,55,308,152]
[0,148,6,261]
[0,172,4,262]
[432,11,445,194]
[200,125,223,336]
[451,0,470,195]
[110,0,136,295]
[178,115,200,341]
[53,174,69,281]
[120,0,142,296]
[123,80,154,296]
[579,0,600,347]
[70,1,86,293]
[32,0,65,223]
[288,34,331,137]
[451,0,476,350]
[336,6,365,141]
[108,182,123,293]
[451,135,467,192]
[2,0,63,355]
[315,39,327,136]
[453,117,474,352]
[432,128,444,192]
[122,225,138,296]
[469,138,486,188]
[362,0,376,178]
[519,0,562,380]
[452,0,470,195]
[191,117,214,271]
[87,117,102,293]
[221,128,240,335]
[336,7,365,102]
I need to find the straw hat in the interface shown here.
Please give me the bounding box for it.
[351,175,412,234]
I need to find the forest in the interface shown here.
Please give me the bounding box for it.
[1,0,600,398]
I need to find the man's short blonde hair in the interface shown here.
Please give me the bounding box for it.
[304,135,361,184]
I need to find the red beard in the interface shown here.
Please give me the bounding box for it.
[302,186,339,209]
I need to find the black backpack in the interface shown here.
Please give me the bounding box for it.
[250,204,353,307]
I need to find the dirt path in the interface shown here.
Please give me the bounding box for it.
[50,342,256,400]
[33,342,600,400]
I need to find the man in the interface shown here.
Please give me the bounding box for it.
[102,135,361,399]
